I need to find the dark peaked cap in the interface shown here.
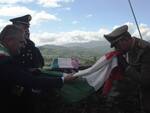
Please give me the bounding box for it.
[104,25,130,47]
[10,14,32,27]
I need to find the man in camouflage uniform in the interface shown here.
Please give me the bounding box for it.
[10,14,44,68]
[104,25,150,113]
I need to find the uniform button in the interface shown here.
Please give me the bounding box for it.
[28,50,31,52]
[27,53,30,56]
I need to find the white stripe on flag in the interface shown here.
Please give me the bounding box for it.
[0,51,10,56]
[74,53,118,91]
[84,57,117,91]
[58,58,74,68]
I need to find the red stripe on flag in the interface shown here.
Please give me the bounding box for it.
[105,51,121,60]
[102,66,124,96]
[0,54,7,58]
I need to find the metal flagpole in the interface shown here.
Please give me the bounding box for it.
[128,0,145,112]
[128,0,143,40]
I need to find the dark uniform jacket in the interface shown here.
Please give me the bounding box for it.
[0,44,63,90]
[14,39,44,68]
[0,43,63,112]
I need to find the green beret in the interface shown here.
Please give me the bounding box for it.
[104,25,130,47]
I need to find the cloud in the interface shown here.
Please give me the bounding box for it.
[30,22,150,46]
[72,20,79,25]
[64,7,71,11]
[37,0,74,8]
[31,30,105,46]
[135,24,150,40]
[0,0,33,4]
[37,0,61,8]
[0,5,34,17]
[0,0,74,7]
[98,28,110,37]
[0,19,11,31]
[0,5,61,26]
[86,14,93,18]
[31,11,61,25]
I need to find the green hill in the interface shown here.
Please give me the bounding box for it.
[38,41,112,66]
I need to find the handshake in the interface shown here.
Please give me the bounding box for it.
[63,73,78,83]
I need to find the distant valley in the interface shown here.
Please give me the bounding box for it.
[38,41,113,66]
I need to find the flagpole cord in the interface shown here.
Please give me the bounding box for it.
[128,0,143,40]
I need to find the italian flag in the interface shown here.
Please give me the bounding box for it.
[0,43,10,57]
[0,43,10,65]
[60,51,123,103]
[51,58,80,69]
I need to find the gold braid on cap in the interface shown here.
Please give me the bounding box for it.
[28,15,32,21]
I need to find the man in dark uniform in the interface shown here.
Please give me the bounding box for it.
[10,14,44,68]
[104,25,150,113]
[9,15,45,112]
[9,15,77,113]
[0,24,76,113]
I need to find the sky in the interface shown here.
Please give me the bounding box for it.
[0,0,150,46]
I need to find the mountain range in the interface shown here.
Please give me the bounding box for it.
[39,40,112,58]
[38,40,113,65]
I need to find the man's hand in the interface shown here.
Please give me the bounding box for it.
[29,68,41,75]
[64,74,78,83]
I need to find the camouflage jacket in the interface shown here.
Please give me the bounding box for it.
[125,37,150,87]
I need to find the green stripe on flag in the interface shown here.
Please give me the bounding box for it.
[40,69,63,77]
[60,78,95,103]
[51,58,59,69]
[0,43,10,55]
